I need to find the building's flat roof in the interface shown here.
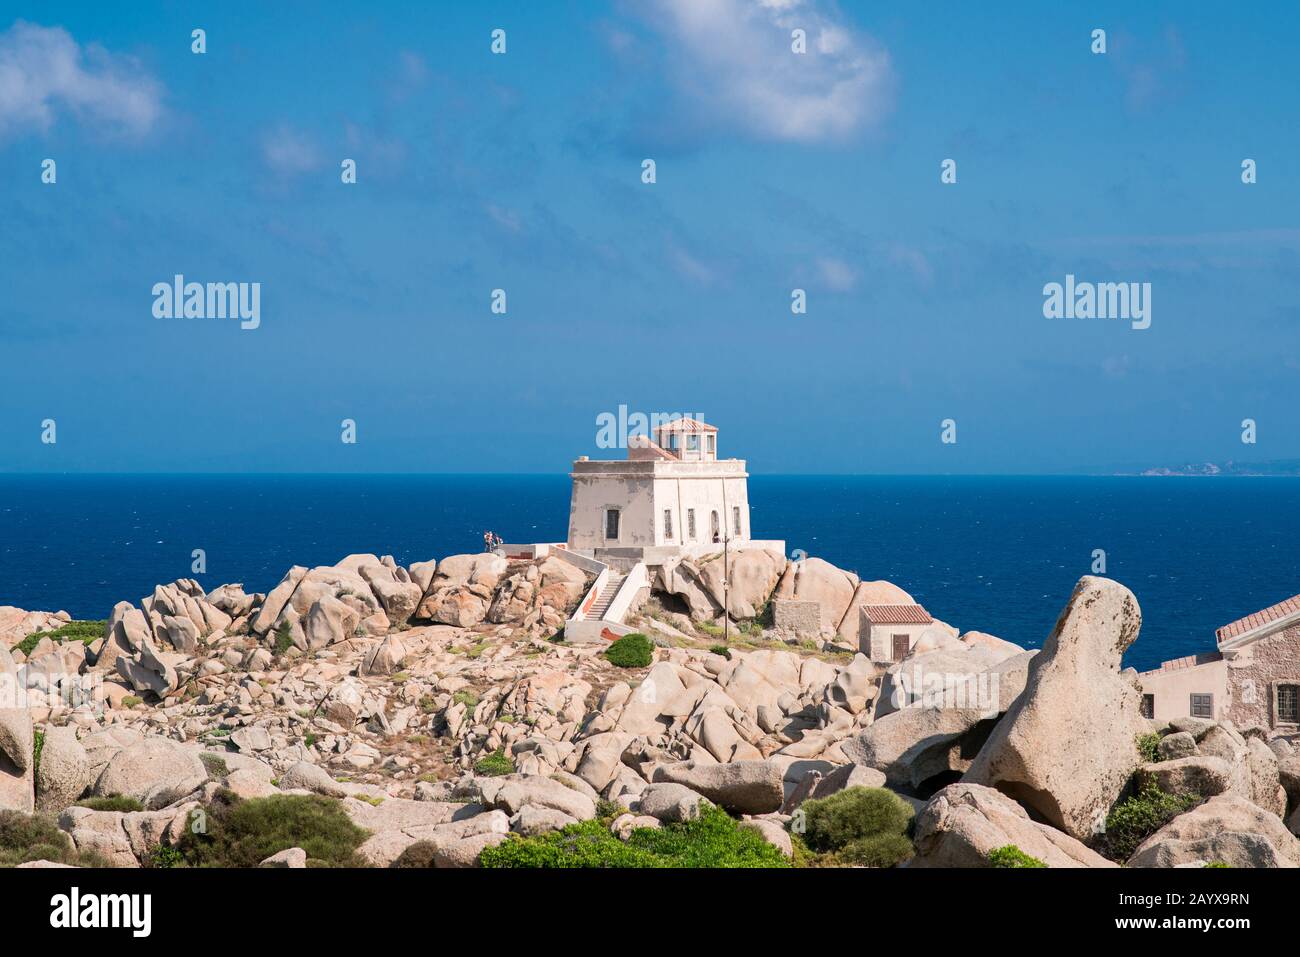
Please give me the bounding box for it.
[1216,591,1300,643]
[862,603,932,625]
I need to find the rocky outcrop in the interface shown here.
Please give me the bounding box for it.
[910,783,1116,868]
[963,576,1149,841]
[93,738,207,810]
[0,707,34,812]
[1128,795,1300,868]
[844,706,999,792]
[651,760,783,814]
[35,725,91,812]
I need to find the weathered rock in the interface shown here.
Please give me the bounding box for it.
[303,596,360,649]
[433,831,508,868]
[511,805,577,836]
[637,782,708,823]
[1128,795,1300,868]
[479,774,597,821]
[773,558,859,636]
[260,847,307,868]
[1158,731,1199,761]
[94,738,207,810]
[35,726,91,812]
[360,634,408,676]
[652,760,783,814]
[843,706,997,791]
[963,576,1149,841]
[371,580,422,628]
[741,817,793,857]
[910,783,1116,868]
[0,708,34,812]
[1140,757,1236,801]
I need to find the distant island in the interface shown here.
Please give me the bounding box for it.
[1133,459,1300,477]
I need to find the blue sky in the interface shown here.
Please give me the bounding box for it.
[1,0,1298,474]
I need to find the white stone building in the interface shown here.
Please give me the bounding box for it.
[566,418,781,565]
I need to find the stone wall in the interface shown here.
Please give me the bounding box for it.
[1224,622,1300,732]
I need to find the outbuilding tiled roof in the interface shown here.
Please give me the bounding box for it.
[863,604,932,625]
[1216,591,1300,643]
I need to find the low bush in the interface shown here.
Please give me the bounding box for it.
[797,786,914,865]
[709,645,731,659]
[1097,780,1199,862]
[481,804,788,868]
[604,633,653,668]
[173,790,369,868]
[0,810,107,868]
[76,795,145,813]
[1136,732,1162,763]
[987,844,1047,868]
[273,621,295,656]
[145,844,186,869]
[392,841,438,868]
[198,753,230,778]
[12,620,106,658]
[473,749,515,777]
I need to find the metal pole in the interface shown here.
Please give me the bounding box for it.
[723,531,729,645]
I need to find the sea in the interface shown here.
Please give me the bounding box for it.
[2,474,1298,673]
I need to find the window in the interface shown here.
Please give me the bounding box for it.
[687,434,700,451]
[605,509,620,541]
[663,509,673,539]
[706,434,716,455]
[710,510,720,542]
[687,509,696,540]
[1278,684,1299,724]
[732,506,741,536]
[1140,694,1154,719]
[1190,693,1213,719]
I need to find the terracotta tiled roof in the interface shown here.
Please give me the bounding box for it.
[1216,592,1300,644]
[1140,652,1223,676]
[863,604,932,625]
[655,418,717,433]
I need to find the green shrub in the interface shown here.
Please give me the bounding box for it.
[481,805,788,868]
[199,753,230,778]
[1098,780,1199,862]
[273,621,295,656]
[595,799,626,822]
[1206,860,1230,868]
[121,695,143,709]
[76,795,145,813]
[145,844,185,869]
[798,787,914,857]
[987,844,1047,868]
[837,833,915,868]
[604,633,653,668]
[474,749,515,777]
[12,620,106,658]
[392,840,437,868]
[709,645,731,659]
[452,690,479,709]
[696,621,724,637]
[32,729,44,776]
[173,791,369,868]
[0,810,106,868]
[1137,732,1162,763]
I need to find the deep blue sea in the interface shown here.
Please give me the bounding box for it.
[2,474,1298,672]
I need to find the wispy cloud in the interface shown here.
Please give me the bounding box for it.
[0,20,162,141]
[261,124,322,176]
[632,0,894,144]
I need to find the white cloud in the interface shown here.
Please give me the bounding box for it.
[0,20,162,140]
[642,0,894,143]
[262,125,322,176]
[817,256,856,291]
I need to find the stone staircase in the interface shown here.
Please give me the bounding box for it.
[586,573,626,620]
